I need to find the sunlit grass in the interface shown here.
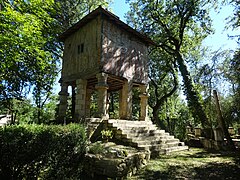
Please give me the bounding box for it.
[129,148,240,179]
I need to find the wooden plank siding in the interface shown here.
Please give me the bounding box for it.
[60,7,151,86]
[101,18,148,84]
[61,16,101,82]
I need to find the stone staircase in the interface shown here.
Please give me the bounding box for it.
[87,118,188,158]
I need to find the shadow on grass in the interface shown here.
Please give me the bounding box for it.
[135,161,240,180]
[132,148,240,180]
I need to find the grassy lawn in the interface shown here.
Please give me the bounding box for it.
[129,148,240,180]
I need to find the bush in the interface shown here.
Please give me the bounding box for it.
[0,123,87,179]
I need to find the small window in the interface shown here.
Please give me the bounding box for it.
[77,43,84,54]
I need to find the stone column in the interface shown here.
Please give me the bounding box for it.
[75,79,87,119]
[71,84,76,118]
[139,84,149,121]
[106,92,110,119]
[214,126,224,141]
[58,82,69,121]
[119,80,133,119]
[85,88,93,118]
[95,73,108,119]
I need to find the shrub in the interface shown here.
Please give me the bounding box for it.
[0,123,87,179]
[88,141,105,154]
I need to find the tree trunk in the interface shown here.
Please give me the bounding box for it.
[175,53,210,128]
[152,106,166,129]
[150,70,178,130]
[213,90,236,150]
[37,105,41,124]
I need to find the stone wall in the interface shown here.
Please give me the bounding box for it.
[83,142,150,178]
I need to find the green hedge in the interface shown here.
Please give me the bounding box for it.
[0,123,87,179]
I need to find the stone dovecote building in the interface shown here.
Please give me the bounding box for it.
[58,6,155,121]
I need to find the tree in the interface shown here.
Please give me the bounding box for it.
[223,0,240,128]
[229,0,240,30]
[0,0,111,123]
[55,0,111,31]
[0,0,59,99]
[126,0,216,132]
[148,49,178,129]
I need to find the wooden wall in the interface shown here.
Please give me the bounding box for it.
[61,15,148,85]
[101,18,148,84]
[61,16,101,82]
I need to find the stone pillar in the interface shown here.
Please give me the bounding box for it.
[71,84,76,118]
[119,80,133,119]
[58,82,69,121]
[139,84,149,121]
[214,126,224,141]
[106,92,110,119]
[194,127,202,137]
[95,73,108,119]
[85,88,93,118]
[75,79,87,119]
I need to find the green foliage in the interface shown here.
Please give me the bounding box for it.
[101,129,113,141]
[0,0,59,100]
[0,95,58,124]
[56,0,111,30]
[0,123,87,179]
[126,0,217,129]
[148,48,179,128]
[88,141,105,154]
[228,0,240,29]
[0,0,111,122]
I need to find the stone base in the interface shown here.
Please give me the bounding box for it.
[199,137,226,150]
[84,142,150,178]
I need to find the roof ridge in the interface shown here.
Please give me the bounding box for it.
[58,6,155,46]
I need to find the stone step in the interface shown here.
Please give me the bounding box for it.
[131,139,164,146]
[150,145,189,157]
[127,136,179,143]
[100,119,188,156]
[110,125,158,131]
[151,144,169,151]
[121,132,168,140]
[109,120,156,126]
[166,141,181,148]
[119,129,166,135]
[107,119,153,126]
[130,136,162,142]
[164,146,189,154]
[165,138,180,143]
[136,143,168,151]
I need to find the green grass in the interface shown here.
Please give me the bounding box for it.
[129,148,240,180]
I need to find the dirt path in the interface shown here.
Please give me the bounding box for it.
[129,148,240,180]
